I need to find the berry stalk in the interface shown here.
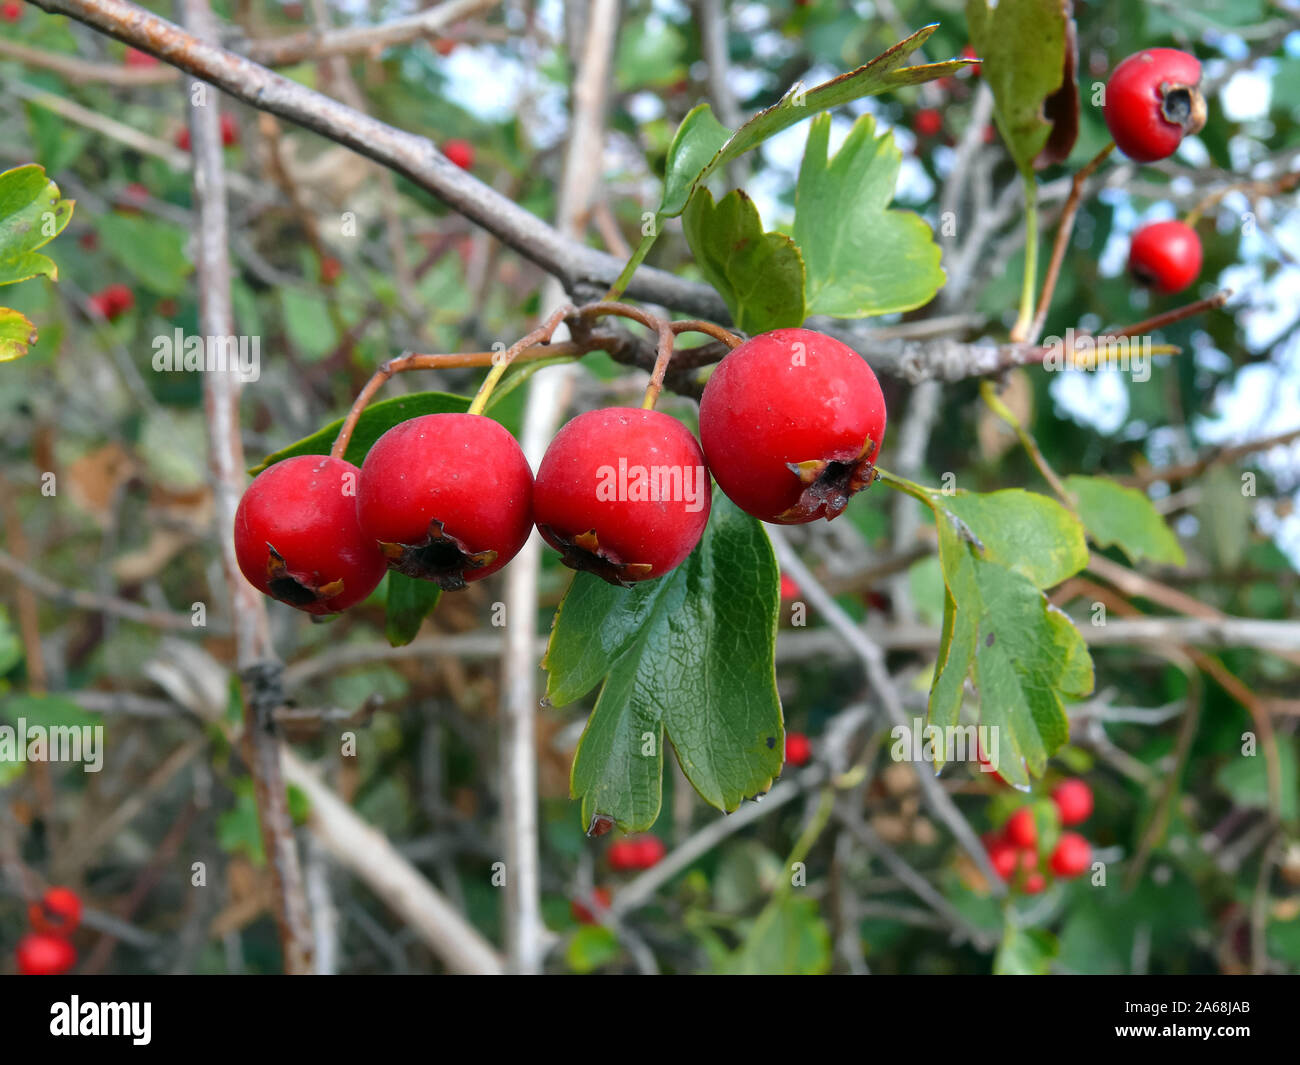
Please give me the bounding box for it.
[466,304,575,416]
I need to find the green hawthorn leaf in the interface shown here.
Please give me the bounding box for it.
[794,112,944,317]
[1064,475,1186,567]
[384,573,441,647]
[936,487,1089,588]
[660,104,732,218]
[682,188,805,333]
[994,925,1058,975]
[546,494,783,832]
[717,895,833,975]
[0,164,74,287]
[249,391,470,473]
[966,0,1073,174]
[0,305,38,362]
[96,212,190,295]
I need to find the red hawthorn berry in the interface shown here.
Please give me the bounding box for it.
[1051,779,1094,827]
[633,836,666,869]
[1022,872,1046,895]
[175,127,191,151]
[2,2,22,23]
[234,455,387,615]
[985,834,1019,881]
[117,182,149,214]
[975,740,1008,786]
[443,138,475,170]
[784,731,812,767]
[1050,832,1092,878]
[699,328,886,525]
[357,413,534,589]
[1104,48,1206,163]
[434,38,457,56]
[89,283,134,321]
[534,407,711,585]
[29,887,82,937]
[607,839,639,871]
[124,47,159,68]
[960,44,980,76]
[320,256,342,284]
[1004,807,1037,851]
[78,231,98,251]
[220,112,239,147]
[1128,220,1202,294]
[16,933,76,976]
[779,573,800,601]
[570,886,613,924]
[914,108,943,138]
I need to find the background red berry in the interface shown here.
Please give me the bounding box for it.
[1104,48,1205,162]
[1004,807,1037,850]
[570,885,612,924]
[534,407,710,585]
[29,887,82,937]
[124,47,158,68]
[89,283,134,321]
[986,834,1019,880]
[607,839,639,871]
[234,455,387,614]
[357,413,534,589]
[634,836,666,869]
[1050,832,1092,878]
[1051,779,1094,826]
[16,933,76,975]
[220,112,239,147]
[1128,220,1202,294]
[443,138,475,170]
[784,731,812,766]
[699,328,886,525]
[176,127,191,151]
[2,2,22,23]
[914,108,943,138]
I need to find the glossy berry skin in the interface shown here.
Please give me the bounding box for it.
[986,835,1019,881]
[699,329,886,525]
[89,283,134,321]
[570,886,613,924]
[1050,832,1092,878]
[29,887,82,937]
[1004,808,1037,851]
[914,108,943,138]
[1051,779,1094,827]
[1129,220,1202,294]
[534,408,710,586]
[235,455,387,615]
[784,731,812,767]
[607,839,639,871]
[357,414,533,590]
[16,933,76,976]
[1104,49,1206,163]
[633,836,666,869]
[443,139,475,170]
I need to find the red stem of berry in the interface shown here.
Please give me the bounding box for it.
[466,304,575,416]
[1109,288,1232,340]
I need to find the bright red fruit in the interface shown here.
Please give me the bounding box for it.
[357,414,533,589]
[779,574,800,601]
[986,835,1019,881]
[914,108,943,138]
[634,836,666,869]
[175,127,191,151]
[89,284,134,321]
[234,455,387,614]
[29,887,82,937]
[1128,220,1202,294]
[124,47,159,68]
[320,256,342,284]
[443,138,475,170]
[434,38,457,57]
[1004,808,1037,850]
[699,329,885,525]
[1050,832,1092,878]
[1051,779,1094,827]
[960,44,980,75]
[784,731,812,767]
[570,886,612,924]
[2,2,22,23]
[16,933,76,975]
[1104,48,1205,163]
[534,407,710,585]
[1022,872,1046,895]
[220,112,239,147]
[607,839,639,871]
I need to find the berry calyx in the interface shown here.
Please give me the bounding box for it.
[357,413,534,590]
[1128,220,1202,294]
[534,407,711,586]
[443,138,475,170]
[29,887,82,937]
[89,283,134,321]
[913,108,943,138]
[699,328,886,525]
[16,933,76,975]
[570,886,613,924]
[1050,832,1092,878]
[1004,807,1037,850]
[784,731,812,767]
[234,455,387,614]
[1051,779,1094,827]
[1104,48,1206,163]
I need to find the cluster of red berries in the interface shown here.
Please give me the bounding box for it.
[984,779,1094,895]
[234,327,886,614]
[15,886,81,975]
[1105,49,1208,295]
[607,835,666,872]
[175,113,240,151]
[89,283,134,322]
